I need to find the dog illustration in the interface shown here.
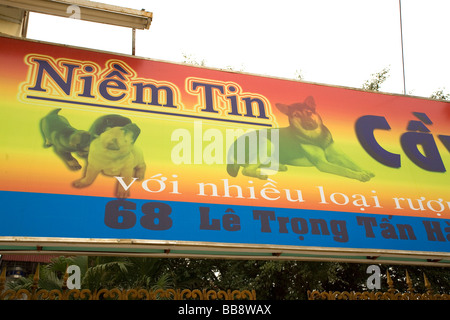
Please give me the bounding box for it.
[227,96,374,182]
[40,108,91,170]
[88,114,132,139]
[73,121,146,198]
[72,114,132,158]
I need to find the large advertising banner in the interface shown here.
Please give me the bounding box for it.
[0,35,449,264]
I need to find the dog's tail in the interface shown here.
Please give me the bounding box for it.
[227,163,240,177]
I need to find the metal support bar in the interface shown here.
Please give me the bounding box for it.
[399,0,406,95]
[0,0,152,30]
[132,28,135,55]
[20,9,28,37]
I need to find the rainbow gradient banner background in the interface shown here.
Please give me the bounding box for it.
[0,36,449,263]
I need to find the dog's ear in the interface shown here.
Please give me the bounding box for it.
[304,96,316,109]
[122,123,141,142]
[70,131,91,148]
[276,103,290,115]
[80,131,91,147]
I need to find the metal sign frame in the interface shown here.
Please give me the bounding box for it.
[0,35,449,267]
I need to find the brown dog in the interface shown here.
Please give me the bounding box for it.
[40,108,91,170]
[227,96,374,181]
[73,123,146,198]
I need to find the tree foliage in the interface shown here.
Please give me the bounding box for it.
[361,67,390,92]
[7,256,449,300]
[430,88,449,101]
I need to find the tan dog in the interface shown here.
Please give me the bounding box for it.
[73,123,146,198]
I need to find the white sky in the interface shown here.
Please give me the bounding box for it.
[26,0,450,98]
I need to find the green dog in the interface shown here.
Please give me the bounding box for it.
[227,96,374,182]
[40,108,91,170]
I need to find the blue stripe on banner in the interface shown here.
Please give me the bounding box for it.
[0,190,449,253]
[26,95,273,127]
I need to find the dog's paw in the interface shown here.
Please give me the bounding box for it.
[356,171,374,182]
[135,172,145,180]
[255,169,269,180]
[134,165,146,180]
[73,179,89,188]
[242,166,268,180]
[67,160,82,171]
[365,170,375,178]
[116,187,130,199]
